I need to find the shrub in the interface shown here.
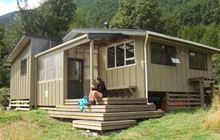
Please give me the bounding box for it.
[211,92,220,110]
[0,87,9,107]
[204,93,220,133]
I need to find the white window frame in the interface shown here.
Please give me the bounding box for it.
[106,40,136,70]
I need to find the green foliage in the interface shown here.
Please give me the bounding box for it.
[71,0,119,28]
[110,0,162,32]
[18,0,77,38]
[0,87,9,107]
[0,26,10,88]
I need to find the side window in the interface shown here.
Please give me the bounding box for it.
[20,59,27,76]
[107,41,135,69]
[151,42,179,66]
[189,51,207,71]
[107,47,115,68]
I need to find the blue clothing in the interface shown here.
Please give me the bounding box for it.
[78,97,89,112]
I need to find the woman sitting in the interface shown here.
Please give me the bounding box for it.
[89,77,107,105]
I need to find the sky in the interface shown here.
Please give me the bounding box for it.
[0,0,41,16]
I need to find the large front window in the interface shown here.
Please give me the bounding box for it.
[107,41,135,69]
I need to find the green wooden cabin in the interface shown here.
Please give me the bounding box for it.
[6,29,220,110]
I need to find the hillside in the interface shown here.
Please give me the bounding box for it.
[0,11,18,26]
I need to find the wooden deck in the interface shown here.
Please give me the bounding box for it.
[48,98,164,131]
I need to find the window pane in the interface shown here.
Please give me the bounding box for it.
[151,42,176,66]
[20,59,27,76]
[38,57,45,81]
[125,42,134,59]
[189,51,207,70]
[56,52,63,79]
[116,44,125,67]
[126,60,135,65]
[69,61,82,80]
[107,47,115,68]
[46,54,56,80]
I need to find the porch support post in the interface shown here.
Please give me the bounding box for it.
[90,39,94,86]
[144,32,149,102]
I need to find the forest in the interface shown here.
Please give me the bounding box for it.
[0,0,220,88]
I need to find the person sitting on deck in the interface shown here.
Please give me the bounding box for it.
[88,77,107,105]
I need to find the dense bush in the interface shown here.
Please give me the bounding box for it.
[0,87,9,107]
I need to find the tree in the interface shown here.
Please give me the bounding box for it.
[110,0,162,32]
[0,26,10,88]
[17,0,76,38]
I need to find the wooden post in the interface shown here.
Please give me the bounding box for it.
[144,32,149,102]
[90,39,94,86]
[199,80,205,107]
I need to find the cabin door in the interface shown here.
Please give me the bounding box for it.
[67,59,84,99]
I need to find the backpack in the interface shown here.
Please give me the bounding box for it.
[78,96,89,112]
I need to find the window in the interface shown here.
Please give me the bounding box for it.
[38,52,63,82]
[107,41,135,69]
[46,54,56,80]
[38,57,46,81]
[107,47,115,68]
[125,42,135,65]
[151,42,179,66]
[20,59,27,76]
[116,44,125,67]
[189,51,207,70]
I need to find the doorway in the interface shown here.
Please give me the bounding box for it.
[67,58,84,99]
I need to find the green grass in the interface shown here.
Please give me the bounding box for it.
[0,109,219,140]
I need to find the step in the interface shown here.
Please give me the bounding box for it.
[55,104,156,113]
[65,98,148,105]
[15,108,30,111]
[72,120,136,131]
[48,110,164,121]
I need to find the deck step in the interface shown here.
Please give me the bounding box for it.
[72,120,136,131]
[55,104,156,113]
[10,99,30,111]
[48,110,164,121]
[65,98,147,105]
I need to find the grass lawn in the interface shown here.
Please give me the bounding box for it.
[0,109,219,140]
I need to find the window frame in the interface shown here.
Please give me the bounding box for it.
[150,42,178,66]
[106,40,136,70]
[189,51,207,71]
[20,58,27,76]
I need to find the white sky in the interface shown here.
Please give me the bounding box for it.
[0,0,41,16]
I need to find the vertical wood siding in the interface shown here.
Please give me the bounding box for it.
[147,38,212,92]
[99,37,145,97]
[37,52,64,106]
[37,80,63,106]
[10,43,31,100]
